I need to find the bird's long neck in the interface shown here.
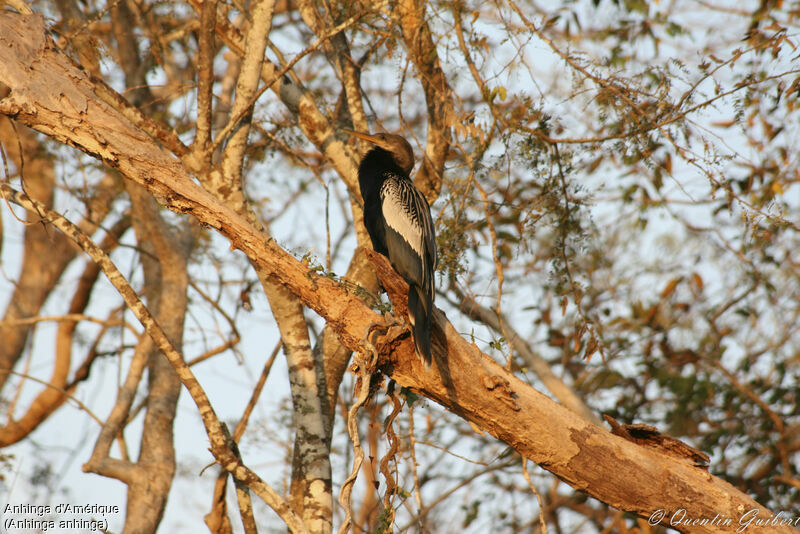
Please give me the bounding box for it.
[358,147,408,199]
[363,146,406,174]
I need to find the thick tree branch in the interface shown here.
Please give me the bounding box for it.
[196,3,333,528]
[452,286,602,426]
[119,182,189,534]
[186,0,380,442]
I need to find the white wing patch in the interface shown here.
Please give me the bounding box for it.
[380,177,425,258]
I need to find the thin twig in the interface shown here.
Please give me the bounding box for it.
[407,404,425,531]
[0,313,135,335]
[397,459,517,532]
[0,370,104,426]
[522,458,548,534]
[233,341,282,442]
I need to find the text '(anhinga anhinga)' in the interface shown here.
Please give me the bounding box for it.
[345,130,438,364]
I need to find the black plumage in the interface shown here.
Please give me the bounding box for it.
[345,130,437,364]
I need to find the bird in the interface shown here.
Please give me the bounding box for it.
[344,129,438,365]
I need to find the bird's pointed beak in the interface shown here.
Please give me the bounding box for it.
[343,129,381,145]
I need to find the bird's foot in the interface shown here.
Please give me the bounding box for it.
[355,313,398,369]
[360,312,401,345]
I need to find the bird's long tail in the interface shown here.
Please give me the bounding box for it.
[407,283,433,365]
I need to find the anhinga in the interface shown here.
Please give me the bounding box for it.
[345,130,438,364]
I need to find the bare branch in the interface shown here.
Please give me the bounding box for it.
[219,0,276,184]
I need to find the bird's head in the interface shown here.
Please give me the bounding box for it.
[344,129,415,175]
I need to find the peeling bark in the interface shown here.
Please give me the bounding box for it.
[455,289,602,425]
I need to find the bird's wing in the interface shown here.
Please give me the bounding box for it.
[380,175,437,296]
[415,186,437,272]
[380,176,426,261]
